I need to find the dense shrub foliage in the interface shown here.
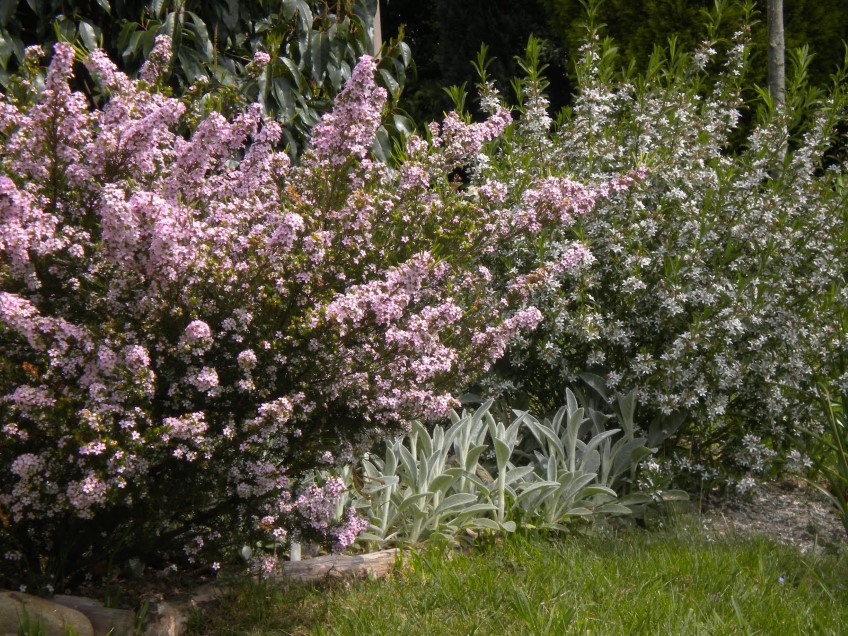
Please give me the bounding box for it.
[478,22,848,489]
[0,40,637,590]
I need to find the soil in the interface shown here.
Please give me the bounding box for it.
[698,479,846,553]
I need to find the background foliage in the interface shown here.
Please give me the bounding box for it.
[0,0,412,157]
[385,0,848,127]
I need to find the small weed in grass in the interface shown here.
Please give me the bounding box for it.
[188,525,848,635]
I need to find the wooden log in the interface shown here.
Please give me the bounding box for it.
[273,548,400,583]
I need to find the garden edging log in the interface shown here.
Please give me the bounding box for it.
[270,547,400,583]
[141,548,400,636]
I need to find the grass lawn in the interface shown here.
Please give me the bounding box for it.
[188,521,848,635]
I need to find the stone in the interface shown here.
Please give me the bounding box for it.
[53,595,136,636]
[141,600,187,636]
[141,583,227,636]
[0,591,94,636]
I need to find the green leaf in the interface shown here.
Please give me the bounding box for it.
[557,471,598,495]
[463,473,495,491]
[396,492,431,513]
[615,390,638,437]
[378,67,399,94]
[611,439,652,477]
[53,16,76,43]
[523,414,565,458]
[454,503,497,516]
[372,125,391,164]
[467,518,501,530]
[398,40,412,66]
[647,411,685,447]
[279,56,307,92]
[434,493,478,515]
[579,371,609,402]
[411,421,432,458]
[583,428,621,457]
[305,30,323,83]
[78,21,99,51]
[392,113,415,137]
[579,484,617,498]
[429,473,459,494]
[503,465,536,485]
[618,493,654,506]
[580,448,601,476]
[361,475,399,494]
[461,444,488,470]
[493,437,512,470]
[515,480,559,503]
[657,490,690,502]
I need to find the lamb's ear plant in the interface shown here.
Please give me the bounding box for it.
[486,411,528,531]
[348,391,666,546]
[448,400,493,495]
[512,390,626,529]
[356,407,498,546]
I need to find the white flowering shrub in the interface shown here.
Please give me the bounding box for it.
[476,19,848,488]
[0,40,639,590]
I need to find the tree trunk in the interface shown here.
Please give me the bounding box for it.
[767,0,786,171]
[767,0,785,108]
[372,0,383,55]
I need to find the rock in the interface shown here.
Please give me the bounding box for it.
[141,582,227,636]
[53,595,136,636]
[142,600,187,636]
[0,591,94,636]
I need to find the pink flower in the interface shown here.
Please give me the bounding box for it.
[140,35,173,84]
[308,55,388,166]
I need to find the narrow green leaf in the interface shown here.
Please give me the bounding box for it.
[467,518,501,530]
[493,437,511,470]
[434,493,478,515]
[396,492,431,513]
[503,465,536,485]
[454,503,497,515]
[429,473,459,494]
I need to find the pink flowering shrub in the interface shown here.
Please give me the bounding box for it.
[0,42,628,589]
